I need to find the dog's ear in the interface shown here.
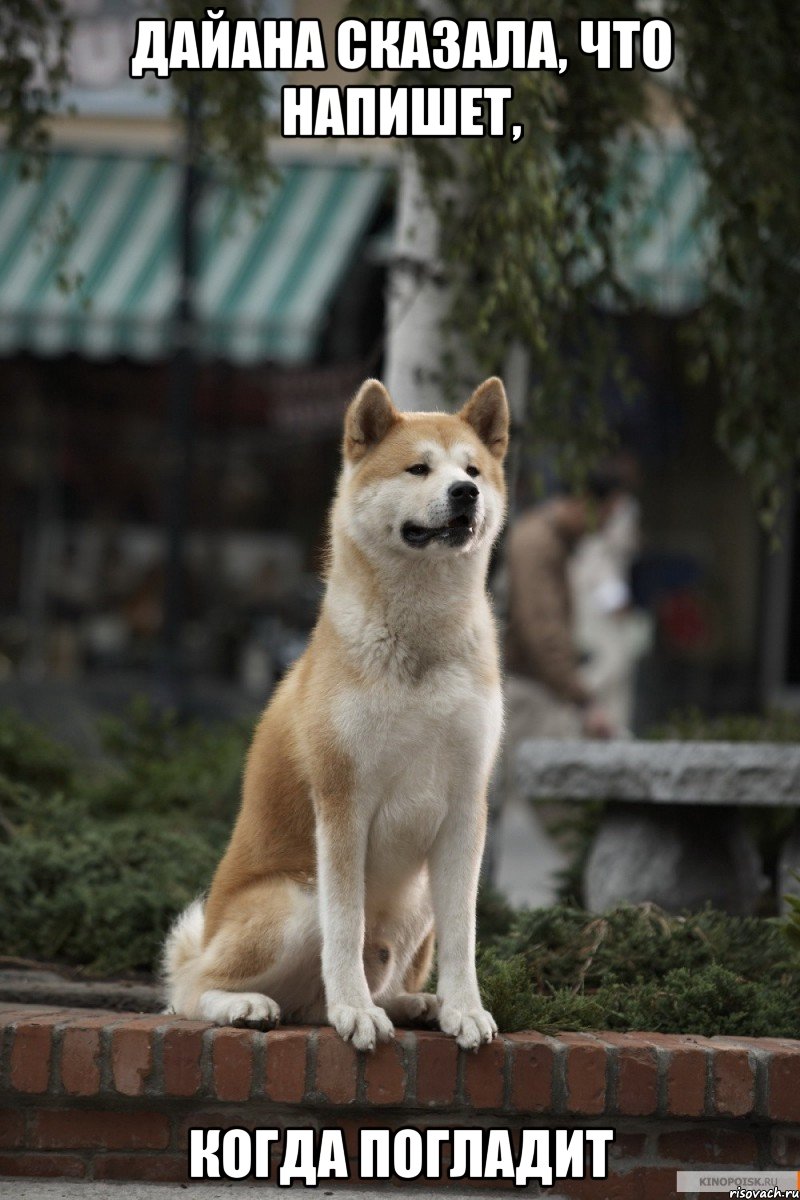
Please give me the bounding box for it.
[344,379,400,462]
[459,377,509,460]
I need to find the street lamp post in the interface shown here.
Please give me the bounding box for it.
[160,84,203,714]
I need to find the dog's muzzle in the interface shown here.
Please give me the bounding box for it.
[401,482,480,548]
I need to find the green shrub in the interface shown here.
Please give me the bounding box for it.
[0,701,246,975]
[475,903,800,1037]
[785,873,800,954]
[479,958,799,1040]
[648,706,800,743]
[493,903,795,990]
[0,707,74,791]
[90,697,248,820]
[0,812,226,974]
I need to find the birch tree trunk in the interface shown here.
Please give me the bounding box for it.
[383,150,453,412]
[384,150,529,422]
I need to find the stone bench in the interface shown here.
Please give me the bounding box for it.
[516,740,800,914]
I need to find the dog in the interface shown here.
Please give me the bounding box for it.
[163,376,509,1051]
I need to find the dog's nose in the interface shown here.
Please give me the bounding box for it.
[448,480,479,508]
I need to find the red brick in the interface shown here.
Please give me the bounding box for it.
[415,1032,458,1106]
[771,1129,800,1166]
[712,1047,755,1117]
[769,1048,800,1122]
[31,1109,169,1151]
[667,1046,708,1117]
[658,1128,758,1165]
[175,1109,263,1142]
[10,1016,63,1093]
[743,1036,800,1053]
[464,1036,506,1110]
[162,1022,207,1097]
[363,1035,408,1105]
[5,1003,113,1022]
[641,1167,683,1200]
[60,1027,102,1097]
[566,1168,681,1200]
[314,1029,358,1104]
[111,1025,155,1097]
[562,1033,606,1115]
[340,1116,402,1161]
[634,1032,709,1118]
[0,1107,25,1148]
[508,1033,554,1113]
[61,1012,122,1032]
[211,1027,254,1102]
[94,1154,188,1182]
[558,1177,624,1200]
[0,1006,64,1024]
[712,1035,786,1052]
[560,1167,679,1200]
[0,1152,86,1178]
[608,1132,647,1162]
[603,1034,658,1116]
[264,1029,308,1103]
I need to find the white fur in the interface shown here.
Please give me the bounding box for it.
[161,897,204,991]
[199,990,280,1027]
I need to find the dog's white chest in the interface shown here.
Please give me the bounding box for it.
[335,661,496,777]
[333,662,501,886]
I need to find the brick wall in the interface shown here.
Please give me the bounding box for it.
[1,1004,799,1195]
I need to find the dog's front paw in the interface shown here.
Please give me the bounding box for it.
[329,1003,394,1051]
[438,1002,497,1050]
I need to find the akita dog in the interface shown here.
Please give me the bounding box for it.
[163,376,509,1051]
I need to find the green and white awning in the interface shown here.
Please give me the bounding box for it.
[0,152,388,363]
[0,135,708,363]
[611,132,711,312]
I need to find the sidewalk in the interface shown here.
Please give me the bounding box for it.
[2,1183,546,1199]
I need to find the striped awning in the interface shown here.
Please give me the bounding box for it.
[611,132,711,313]
[0,152,388,364]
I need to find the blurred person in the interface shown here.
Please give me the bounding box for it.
[503,469,627,744]
[570,490,653,733]
[488,470,628,908]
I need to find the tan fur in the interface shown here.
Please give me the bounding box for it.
[164,377,509,1050]
[403,928,436,993]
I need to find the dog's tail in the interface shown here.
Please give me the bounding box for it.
[161,898,206,1014]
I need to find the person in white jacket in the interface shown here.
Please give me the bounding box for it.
[570,492,652,734]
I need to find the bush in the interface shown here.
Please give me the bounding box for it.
[0,813,225,974]
[476,899,800,1037]
[648,707,800,743]
[0,708,74,791]
[0,701,247,974]
[89,697,248,819]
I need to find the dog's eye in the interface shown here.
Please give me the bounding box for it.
[466,465,480,478]
[406,463,430,476]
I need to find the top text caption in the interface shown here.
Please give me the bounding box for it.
[130,10,675,142]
